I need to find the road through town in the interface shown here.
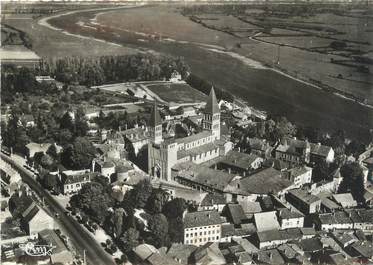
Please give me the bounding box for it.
[1,153,116,265]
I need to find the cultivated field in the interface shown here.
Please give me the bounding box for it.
[4,4,373,138]
[94,6,373,105]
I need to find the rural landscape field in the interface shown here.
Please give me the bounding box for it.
[1,2,373,138]
[2,2,373,265]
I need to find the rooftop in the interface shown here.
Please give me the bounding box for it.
[288,189,321,204]
[254,211,280,232]
[226,167,293,195]
[318,211,352,225]
[219,151,261,170]
[174,162,236,192]
[199,193,226,206]
[184,210,222,229]
[175,131,211,145]
[332,193,357,208]
[278,208,304,219]
[225,204,247,226]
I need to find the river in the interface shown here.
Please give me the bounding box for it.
[46,6,373,140]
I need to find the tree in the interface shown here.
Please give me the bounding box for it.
[312,161,330,183]
[113,208,126,239]
[70,182,113,224]
[60,137,96,169]
[119,227,140,253]
[168,216,184,243]
[43,173,59,192]
[148,213,169,248]
[59,112,74,132]
[131,179,153,209]
[40,154,54,169]
[338,162,365,203]
[57,129,73,147]
[74,107,89,137]
[162,198,186,219]
[46,144,58,160]
[146,189,169,214]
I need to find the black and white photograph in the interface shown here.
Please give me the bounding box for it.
[1,0,373,264]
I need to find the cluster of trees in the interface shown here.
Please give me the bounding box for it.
[338,162,365,203]
[37,54,190,86]
[70,179,187,255]
[233,116,297,152]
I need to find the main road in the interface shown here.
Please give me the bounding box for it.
[1,153,116,265]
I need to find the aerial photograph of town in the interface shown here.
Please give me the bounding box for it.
[0,0,372,264]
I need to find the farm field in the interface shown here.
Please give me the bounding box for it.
[146,82,207,104]
[4,4,373,139]
[95,6,237,48]
[94,6,373,105]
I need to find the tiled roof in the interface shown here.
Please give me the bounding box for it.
[133,244,158,260]
[288,189,320,204]
[175,131,211,145]
[166,244,197,264]
[219,151,261,170]
[318,211,352,225]
[177,142,218,160]
[225,204,247,225]
[278,208,304,219]
[62,172,96,185]
[200,193,226,206]
[256,249,285,265]
[310,143,333,157]
[226,167,292,195]
[183,210,222,228]
[350,241,373,258]
[174,162,236,192]
[332,193,357,208]
[239,201,262,214]
[299,238,323,252]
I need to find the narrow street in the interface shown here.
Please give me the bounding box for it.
[1,153,116,265]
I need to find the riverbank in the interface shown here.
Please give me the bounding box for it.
[39,5,373,139]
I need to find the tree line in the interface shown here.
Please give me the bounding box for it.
[36,53,190,87]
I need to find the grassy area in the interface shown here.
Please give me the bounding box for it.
[3,11,137,58]
[23,5,373,139]
[146,82,207,104]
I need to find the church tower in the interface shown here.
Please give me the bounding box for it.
[202,87,220,140]
[148,101,163,144]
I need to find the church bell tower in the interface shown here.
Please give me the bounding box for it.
[202,87,220,140]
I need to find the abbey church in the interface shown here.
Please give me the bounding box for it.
[148,87,233,181]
